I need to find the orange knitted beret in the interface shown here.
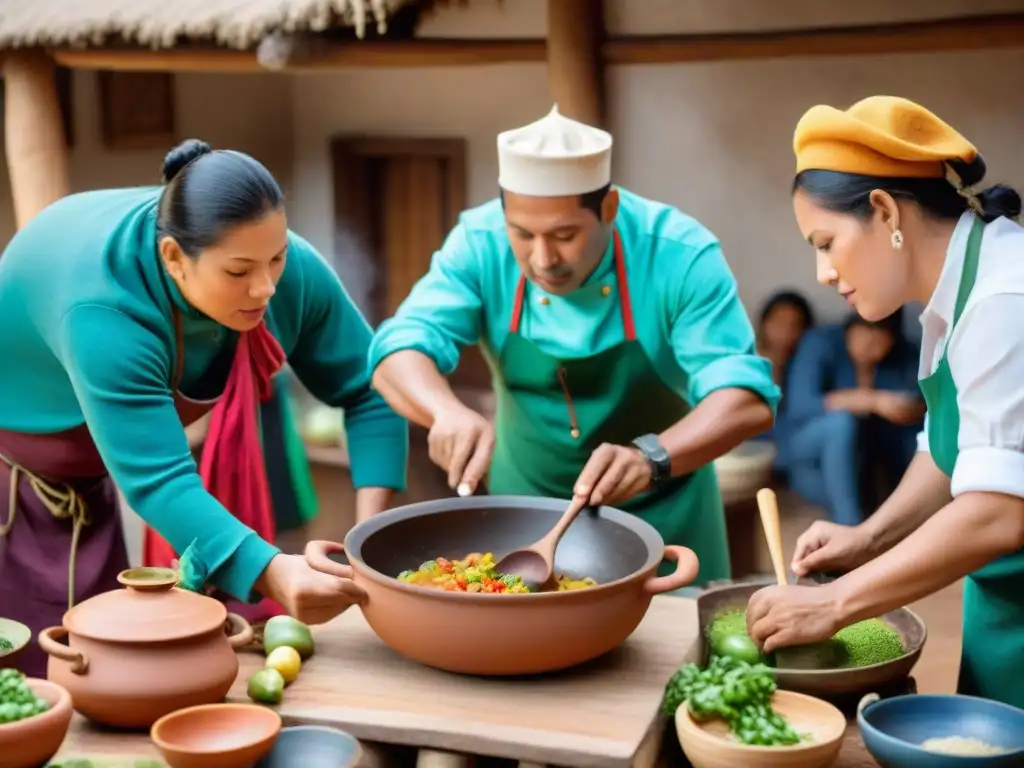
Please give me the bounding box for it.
[794,96,977,179]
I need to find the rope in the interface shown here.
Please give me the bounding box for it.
[0,452,90,611]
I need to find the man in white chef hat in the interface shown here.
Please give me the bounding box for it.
[368,106,778,584]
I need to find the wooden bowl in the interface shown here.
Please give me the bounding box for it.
[675,690,846,768]
[0,678,74,768]
[151,703,282,768]
[0,618,32,669]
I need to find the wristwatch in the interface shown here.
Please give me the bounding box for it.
[632,434,671,486]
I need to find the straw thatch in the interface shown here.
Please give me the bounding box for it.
[0,0,420,51]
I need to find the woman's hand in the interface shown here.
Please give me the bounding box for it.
[872,392,926,426]
[746,583,844,654]
[574,443,653,506]
[791,520,877,577]
[824,388,877,415]
[255,553,365,625]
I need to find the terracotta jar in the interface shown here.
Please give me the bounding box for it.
[37,567,254,729]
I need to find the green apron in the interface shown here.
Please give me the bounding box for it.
[487,231,730,586]
[917,217,1024,709]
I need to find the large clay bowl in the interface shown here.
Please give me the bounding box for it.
[0,618,31,670]
[0,678,74,768]
[151,703,282,768]
[696,581,926,698]
[306,495,700,676]
[676,689,845,768]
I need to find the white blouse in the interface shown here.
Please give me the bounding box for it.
[916,211,1024,499]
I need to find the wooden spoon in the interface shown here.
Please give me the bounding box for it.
[755,487,843,670]
[493,495,590,591]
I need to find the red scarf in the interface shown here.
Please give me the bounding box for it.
[144,322,286,620]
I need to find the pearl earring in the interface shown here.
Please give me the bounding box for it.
[891,229,904,250]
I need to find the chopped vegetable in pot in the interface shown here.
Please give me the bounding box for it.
[397,552,598,593]
[661,655,810,747]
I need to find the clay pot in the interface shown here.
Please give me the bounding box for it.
[0,678,74,768]
[306,495,700,676]
[38,567,254,729]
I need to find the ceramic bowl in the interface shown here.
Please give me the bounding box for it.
[0,618,32,669]
[675,689,846,768]
[255,725,362,768]
[858,693,1024,766]
[151,703,282,768]
[0,678,74,768]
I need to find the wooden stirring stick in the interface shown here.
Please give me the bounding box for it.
[757,487,788,588]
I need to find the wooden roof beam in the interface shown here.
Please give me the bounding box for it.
[49,11,1024,73]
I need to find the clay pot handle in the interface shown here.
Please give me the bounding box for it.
[642,545,700,595]
[37,626,88,674]
[305,540,369,606]
[224,612,255,649]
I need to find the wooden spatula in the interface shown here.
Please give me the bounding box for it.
[493,495,590,591]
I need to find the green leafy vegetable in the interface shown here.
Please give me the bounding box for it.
[661,655,808,747]
[175,539,208,593]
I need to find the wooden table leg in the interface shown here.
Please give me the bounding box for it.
[416,749,475,768]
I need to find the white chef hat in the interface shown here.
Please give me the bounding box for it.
[497,105,613,197]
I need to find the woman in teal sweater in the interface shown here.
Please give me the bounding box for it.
[0,139,408,676]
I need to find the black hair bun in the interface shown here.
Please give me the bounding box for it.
[948,154,987,188]
[162,139,213,183]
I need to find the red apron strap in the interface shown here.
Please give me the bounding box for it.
[509,274,528,333]
[613,230,637,342]
[509,232,635,339]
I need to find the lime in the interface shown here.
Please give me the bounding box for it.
[247,668,285,705]
[712,633,763,665]
[263,615,315,660]
[265,645,302,685]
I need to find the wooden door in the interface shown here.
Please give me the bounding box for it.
[331,137,491,390]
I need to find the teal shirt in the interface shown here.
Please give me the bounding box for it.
[369,188,779,415]
[0,186,408,602]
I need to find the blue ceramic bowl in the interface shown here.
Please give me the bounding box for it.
[858,693,1024,766]
[254,725,361,768]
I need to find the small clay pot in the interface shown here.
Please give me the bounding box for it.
[151,703,282,768]
[0,678,74,768]
[38,567,254,729]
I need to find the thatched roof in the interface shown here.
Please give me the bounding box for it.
[0,0,420,51]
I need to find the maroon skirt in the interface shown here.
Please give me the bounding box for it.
[0,427,129,678]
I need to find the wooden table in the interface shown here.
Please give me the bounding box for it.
[53,596,885,768]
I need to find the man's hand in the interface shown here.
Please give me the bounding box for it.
[872,391,925,426]
[574,443,653,506]
[427,403,495,495]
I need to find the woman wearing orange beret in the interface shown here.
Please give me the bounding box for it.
[746,96,1024,708]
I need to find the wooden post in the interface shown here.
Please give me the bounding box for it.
[546,0,605,127]
[3,50,71,228]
